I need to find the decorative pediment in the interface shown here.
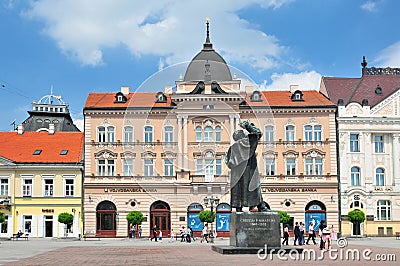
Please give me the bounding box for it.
[302,149,326,158]
[282,150,299,157]
[345,103,363,116]
[94,150,118,159]
[120,152,136,159]
[161,152,177,158]
[141,151,156,159]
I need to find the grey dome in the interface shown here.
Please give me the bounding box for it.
[184,21,232,82]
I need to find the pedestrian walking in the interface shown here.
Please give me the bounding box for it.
[293,222,300,245]
[306,221,316,245]
[150,225,158,242]
[282,224,289,245]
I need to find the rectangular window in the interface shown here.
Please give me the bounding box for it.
[124,127,133,142]
[0,178,8,196]
[107,160,115,176]
[24,215,32,234]
[196,159,203,174]
[215,159,222,175]
[205,159,214,182]
[107,127,115,142]
[98,160,106,176]
[144,127,153,143]
[377,200,391,221]
[23,179,32,197]
[286,125,295,141]
[350,134,360,152]
[265,126,274,142]
[265,158,275,175]
[304,126,312,141]
[98,127,106,142]
[65,179,74,197]
[164,159,174,176]
[123,159,134,176]
[196,127,202,142]
[43,179,54,197]
[286,158,296,175]
[314,125,322,141]
[0,215,8,233]
[305,158,313,175]
[164,127,173,142]
[315,158,323,175]
[144,159,154,176]
[374,135,384,153]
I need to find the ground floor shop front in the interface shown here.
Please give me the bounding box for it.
[83,183,339,238]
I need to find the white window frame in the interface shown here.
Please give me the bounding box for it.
[205,159,214,182]
[196,159,203,174]
[144,159,154,176]
[265,125,275,142]
[124,126,134,142]
[304,125,313,141]
[350,134,360,152]
[97,159,115,176]
[286,158,296,175]
[351,166,361,186]
[23,215,32,234]
[123,159,134,176]
[63,175,75,197]
[314,125,322,141]
[144,126,153,143]
[196,126,202,142]
[164,126,174,142]
[42,176,54,197]
[376,200,391,221]
[164,159,174,176]
[265,158,275,175]
[285,125,295,141]
[215,126,222,142]
[22,177,33,197]
[0,176,9,196]
[374,135,384,153]
[107,126,115,142]
[215,158,222,175]
[0,214,8,234]
[204,126,213,142]
[375,168,385,186]
[305,158,313,175]
[98,126,106,142]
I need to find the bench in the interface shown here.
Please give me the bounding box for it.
[10,233,29,241]
[396,232,400,240]
[82,230,100,241]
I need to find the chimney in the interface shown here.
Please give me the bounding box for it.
[49,123,55,135]
[121,86,130,95]
[17,124,24,135]
[290,85,299,93]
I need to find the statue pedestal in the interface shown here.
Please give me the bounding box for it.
[212,212,283,254]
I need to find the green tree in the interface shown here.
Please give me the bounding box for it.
[58,212,74,225]
[126,211,145,227]
[198,210,216,223]
[0,212,5,224]
[276,210,291,224]
[347,209,366,225]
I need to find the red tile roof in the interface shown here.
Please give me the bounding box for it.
[0,132,84,163]
[84,92,172,109]
[322,75,400,107]
[247,90,334,107]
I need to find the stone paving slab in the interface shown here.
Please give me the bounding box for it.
[1,237,400,265]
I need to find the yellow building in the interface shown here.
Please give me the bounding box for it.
[0,128,84,238]
[83,21,339,238]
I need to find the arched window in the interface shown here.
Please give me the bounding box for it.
[124,126,133,142]
[164,126,173,142]
[285,125,295,141]
[204,126,213,142]
[377,200,391,220]
[351,167,361,186]
[376,168,385,186]
[98,126,106,142]
[215,126,221,142]
[107,126,115,142]
[144,126,153,143]
[196,126,202,142]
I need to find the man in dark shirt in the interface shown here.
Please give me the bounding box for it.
[293,222,300,245]
[150,225,158,242]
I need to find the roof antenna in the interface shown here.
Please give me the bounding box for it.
[50,85,54,104]
[10,119,16,131]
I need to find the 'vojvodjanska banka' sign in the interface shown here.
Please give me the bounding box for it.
[108,188,157,193]
[265,187,317,193]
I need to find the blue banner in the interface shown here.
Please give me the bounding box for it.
[305,212,326,232]
[187,213,203,231]
[216,213,230,231]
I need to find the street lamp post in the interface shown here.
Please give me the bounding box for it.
[203,195,219,243]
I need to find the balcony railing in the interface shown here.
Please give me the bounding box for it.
[88,141,178,150]
[190,174,229,183]
[85,175,177,182]
[261,174,334,182]
[259,139,332,149]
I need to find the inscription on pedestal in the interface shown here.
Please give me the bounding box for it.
[230,212,281,248]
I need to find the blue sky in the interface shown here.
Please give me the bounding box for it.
[1,0,400,131]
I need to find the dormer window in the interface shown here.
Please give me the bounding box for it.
[291,90,304,101]
[375,85,382,95]
[33,149,42,155]
[114,92,127,103]
[155,92,167,103]
[250,91,262,102]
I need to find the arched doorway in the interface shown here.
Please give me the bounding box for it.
[216,203,231,237]
[187,203,203,237]
[96,200,117,237]
[150,201,170,238]
[305,200,326,233]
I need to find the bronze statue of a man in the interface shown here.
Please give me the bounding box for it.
[225,120,268,212]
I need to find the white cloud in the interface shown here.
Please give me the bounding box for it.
[360,1,378,12]
[259,71,322,91]
[373,41,400,67]
[22,0,292,70]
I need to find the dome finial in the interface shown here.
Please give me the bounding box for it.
[203,17,213,50]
